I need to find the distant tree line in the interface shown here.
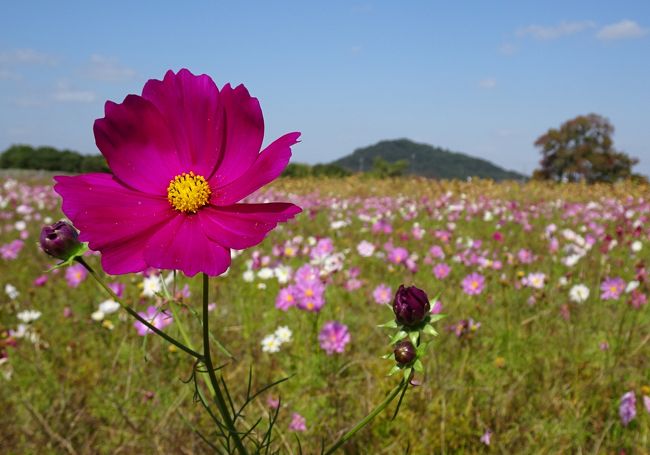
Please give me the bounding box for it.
[282,163,351,178]
[0,145,109,173]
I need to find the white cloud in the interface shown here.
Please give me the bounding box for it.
[350,45,363,55]
[52,82,96,103]
[517,21,595,40]
[85,54,136,82]
[479,78,497,89]
[597,20,648,41]
[0,48,57,66]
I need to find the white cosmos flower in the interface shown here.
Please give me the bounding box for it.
[257,267,274,280]
[242,270,255,282]
[356,241,375,257]
[274,266,291,284]
[142,275,162,297]
[631,241,642,253]
[626,281,639,294]
[99,299,120,314]
[5,284,19,300]
[17,310,41,323]
[91,310,105,321]
[261,335,281,353]
[274,326,293,344]
[569,284,590,303]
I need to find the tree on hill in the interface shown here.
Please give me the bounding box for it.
[367,156,409,178]
[532,114,639,183]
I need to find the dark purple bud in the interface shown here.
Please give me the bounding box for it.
[392,285,430,327]
[39,221,80,260]
[394,340,417,366]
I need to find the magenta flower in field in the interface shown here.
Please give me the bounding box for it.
[296,279,325,312]
[65,263,88,288]
[644,395,650,415]
[600,277,625,300]
[54,69,301,277]
[480,429,491,446]
[388,247,408,265]
[372,284,392,305]
[133,306,173,336]
[619,391,636,426]
[275,286,297,311]
[433,262,450,279]
[318,321,350,355]
[289,412,307,432]
[462,272,485,295]
[517,248,533,264]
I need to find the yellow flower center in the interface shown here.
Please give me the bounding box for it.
[167,172,212,213]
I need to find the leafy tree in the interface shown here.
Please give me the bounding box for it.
[0,144,108,173]
[367,156,409,178]
[533,114,639,183]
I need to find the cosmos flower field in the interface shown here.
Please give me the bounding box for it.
[1,174,649,453]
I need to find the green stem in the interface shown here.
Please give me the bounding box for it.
[324,380,406,455]
[76,258,202,360]
[202,273,248,455]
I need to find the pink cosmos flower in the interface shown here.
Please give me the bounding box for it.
[462,272,485,295]
[388,247,408,265]
[372,284,392,305]
[318,321,350,355]
[65,263,88,288]
[433,262,450,279]
[289,412,307,432]
[54,69,301,277]
[600,277,625,300]
[275,286,297,311]
[133,306,173,336]
[619,391,636,426]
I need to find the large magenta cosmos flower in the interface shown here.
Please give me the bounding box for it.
[54,69,301,277]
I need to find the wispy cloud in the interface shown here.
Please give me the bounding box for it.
[52,82,96,103]
[597,20,648,41]
[0,48,58,66]
[84,54,136,82]
[517,21,595,40]
[479,78,497,89]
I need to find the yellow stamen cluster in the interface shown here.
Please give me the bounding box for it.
[167,172,212,213]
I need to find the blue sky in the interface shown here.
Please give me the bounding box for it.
[1,1,649,176]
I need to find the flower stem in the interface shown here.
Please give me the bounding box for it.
[76,257,202,360]
[202,273,248,455]
[323,379,406,455]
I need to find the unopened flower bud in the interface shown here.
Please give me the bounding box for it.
[39,221,81,260]
[393,285,430,326]
[393,340,416,366]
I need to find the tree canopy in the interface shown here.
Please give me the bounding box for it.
[0,144,109,173]
[532,114,639,183]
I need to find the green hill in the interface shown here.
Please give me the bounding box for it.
[331,138,526,181]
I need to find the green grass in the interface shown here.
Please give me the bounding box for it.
[1,176,649,453]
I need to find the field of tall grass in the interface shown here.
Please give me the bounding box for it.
[1,175,649,453]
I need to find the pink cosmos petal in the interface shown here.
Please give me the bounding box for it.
[94,95,182,194]
[211,132,300,206]
[54,173,175,274]
[141,69,224,178]
[211,83,264,186]
[143,215,231,277]
[199,203,301,250]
